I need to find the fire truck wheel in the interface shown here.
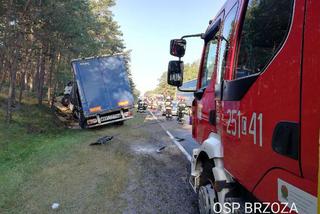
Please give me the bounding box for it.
[198,184,218,214]
[198,160,217,214]
[224,197,245,214]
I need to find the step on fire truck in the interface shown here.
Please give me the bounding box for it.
[167,0,319,213]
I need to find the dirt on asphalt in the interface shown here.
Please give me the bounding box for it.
[2,112,198,214]
[122,114,198,214]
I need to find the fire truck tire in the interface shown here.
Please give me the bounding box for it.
[198,160,218,214]
[198,184,218,214]
[224,197,246,214]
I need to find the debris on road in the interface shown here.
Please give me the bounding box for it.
[90,136,113,146]
[156,146,166,153]
[51,202,60,210]
[174,137,185,142]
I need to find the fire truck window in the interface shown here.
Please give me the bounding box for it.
[201,39,218,88]
[216,4,238,84]
[235,0,294,79]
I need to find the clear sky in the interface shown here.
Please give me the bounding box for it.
[112,0,225,94]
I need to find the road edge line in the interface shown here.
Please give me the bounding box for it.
[148,110,192,162]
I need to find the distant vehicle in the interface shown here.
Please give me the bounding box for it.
[151,101,158,110]
[70,55,134,128]
[171,101,178,116]
[161,103,166,116]
[176,79,197,107]
[137,100,148,113]
[155,94,164,111]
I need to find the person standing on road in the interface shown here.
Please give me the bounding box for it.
[164,96,173,119]
[177,98,187,123]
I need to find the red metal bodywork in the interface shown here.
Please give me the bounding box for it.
[192,0,318,205]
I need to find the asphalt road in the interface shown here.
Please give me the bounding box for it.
[149,109,199,161]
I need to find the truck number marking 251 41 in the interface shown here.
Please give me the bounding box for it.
[226,110,263,147]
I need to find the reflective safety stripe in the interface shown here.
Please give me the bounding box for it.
[89,106,102,113]
[118,100,129,106]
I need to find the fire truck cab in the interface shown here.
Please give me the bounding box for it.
[168,0,319,213]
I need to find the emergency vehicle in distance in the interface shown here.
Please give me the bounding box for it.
[167,0,319,213]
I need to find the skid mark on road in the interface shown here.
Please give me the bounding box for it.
[148,110,192,162]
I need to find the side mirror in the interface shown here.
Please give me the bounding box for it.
[170,39,186,57]
[167,60,184,87]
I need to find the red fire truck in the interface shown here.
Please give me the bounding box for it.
[167,0,319,213]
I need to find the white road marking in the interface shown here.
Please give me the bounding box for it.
[148,110,192,162]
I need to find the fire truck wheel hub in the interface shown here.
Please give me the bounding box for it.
[198,184,217,214]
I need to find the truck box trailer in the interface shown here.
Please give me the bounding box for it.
[70,55,134,128]
[167,0,319,213]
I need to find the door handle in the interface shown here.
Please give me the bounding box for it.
[209,110,216,125]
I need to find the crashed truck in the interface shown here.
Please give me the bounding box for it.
[69,55,134,128]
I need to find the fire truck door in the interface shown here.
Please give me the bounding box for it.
[221,0,304,191]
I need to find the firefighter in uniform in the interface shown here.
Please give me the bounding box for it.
[177,98,187,123]
[164,96,173,120]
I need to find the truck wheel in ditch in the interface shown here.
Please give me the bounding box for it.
[61,95,70,107]
[79,112,87,129]
[72,109,79,119]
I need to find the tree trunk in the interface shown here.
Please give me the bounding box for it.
[6,49,18,123]
[0,24,8,93]
[51,52,61,108]
[32,50,41,92]
[37,45,47,105]
[18,70,26,104]
[0,69,7,92]
[47,52,56,105]
[19,49,32,104]
[0,53,5,85]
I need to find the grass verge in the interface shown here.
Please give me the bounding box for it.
[0,95,146,213]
